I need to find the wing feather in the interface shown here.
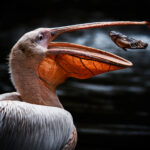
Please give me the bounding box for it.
[0,101,74,150]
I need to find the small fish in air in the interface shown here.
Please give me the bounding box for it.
[109,31,148,51]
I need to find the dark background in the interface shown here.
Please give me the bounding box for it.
[0,0,150,149]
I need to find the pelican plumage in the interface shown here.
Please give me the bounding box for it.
[0,21,148,150]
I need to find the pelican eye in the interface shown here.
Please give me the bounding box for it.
[38,34,44,41]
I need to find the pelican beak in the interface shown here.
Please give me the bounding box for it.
[39,21,147,87]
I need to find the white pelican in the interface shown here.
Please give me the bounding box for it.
[0,21,148,150]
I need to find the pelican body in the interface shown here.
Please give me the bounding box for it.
[0,21,148,150]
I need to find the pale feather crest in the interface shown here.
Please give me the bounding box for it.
[0,100,74,150]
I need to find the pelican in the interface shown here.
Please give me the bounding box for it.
[0,21,148,150]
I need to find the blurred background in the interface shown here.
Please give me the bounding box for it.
[0,0,150,149]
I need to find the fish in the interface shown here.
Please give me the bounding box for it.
[109,31,148,51]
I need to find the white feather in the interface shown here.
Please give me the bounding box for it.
[0,100,74,150]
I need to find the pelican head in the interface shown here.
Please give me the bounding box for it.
[10,28,53,67]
